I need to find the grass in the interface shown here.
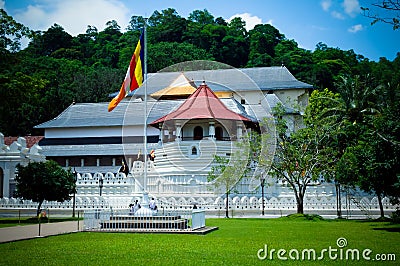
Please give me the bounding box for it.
[0,216,399,265]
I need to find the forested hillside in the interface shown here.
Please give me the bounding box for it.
[1,8,399,136]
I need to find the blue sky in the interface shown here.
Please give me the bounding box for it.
[2,0,399,62]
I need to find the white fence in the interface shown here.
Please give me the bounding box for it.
[83,208,206,232]
[0,195,397,218]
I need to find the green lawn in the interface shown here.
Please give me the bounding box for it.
[0,216,399,265]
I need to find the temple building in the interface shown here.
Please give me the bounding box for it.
[1,66,316,206]
[27,66,312,204]
[1,66,396,216]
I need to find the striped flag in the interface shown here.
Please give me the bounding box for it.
[108,31,145,112]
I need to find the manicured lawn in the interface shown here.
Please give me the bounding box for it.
[0,216,399,265]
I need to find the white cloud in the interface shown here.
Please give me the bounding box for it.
[324,0,360,20]
[0,0,5,10]
[348,24,363,33]
[228,13,263,31]
[342,0,360,16]
[13,0,130,36]
[15,5,48,30]
[321,0,332,11]
[331,11,345,20]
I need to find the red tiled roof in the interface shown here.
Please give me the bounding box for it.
[4,136,44,148]
[151,82,250,125]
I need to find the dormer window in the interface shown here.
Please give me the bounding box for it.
[192,146,197,155]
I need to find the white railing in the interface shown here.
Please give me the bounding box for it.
[192,209,205,229]
[83,208,206,232]
[0,195,397,218]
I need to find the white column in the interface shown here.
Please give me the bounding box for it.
[209,121,215,139]
[163,129,169,142]
[237,123,243,139]
[176,123,181,142]
[158,125,163,143]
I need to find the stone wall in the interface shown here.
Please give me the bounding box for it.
[0,133,45,197]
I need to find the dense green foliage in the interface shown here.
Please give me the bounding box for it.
[1,8,399,135]
[253,80,400,215]
[0,218,399,265]
[255,103,338,214]
[15,160,76,215]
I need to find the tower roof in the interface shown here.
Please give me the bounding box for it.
[150,82,251,126]
[150,73,197,100]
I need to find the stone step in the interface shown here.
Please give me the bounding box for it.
[100,218,188,229]
[110,215,182,221]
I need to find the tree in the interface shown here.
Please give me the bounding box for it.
[261,104,336,214]
[148,8,188,43]
[248,24,284,59]
[0,9,32,52]
[362,0,400,29]
[272,39,313,83]
[127,15,146,32]
[326,74,400,218]
[0,72,48,135]
[15,160,76,216]
[184,9,216,48]
[307,76,383,216]
[188,9,215,25]
[304,89,344,217]
[26,24,73,57]
[0,8,32,71]
[147,42,213,72]
[208,138,251,218]
[311,43,363,91]
[337,136,398,218]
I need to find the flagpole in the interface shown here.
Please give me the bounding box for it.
[143,18,148,204]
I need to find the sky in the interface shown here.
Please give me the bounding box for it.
[1,0,399,62]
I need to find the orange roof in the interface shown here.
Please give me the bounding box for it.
[150,73,196,99]
[150,82,250,125]
[4,136,44,148]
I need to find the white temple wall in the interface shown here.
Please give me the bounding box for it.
[45,125,159,138]
[273,89,308,107]
[228,89,308,107]
[236,91,265,105]
[0,134,45,198]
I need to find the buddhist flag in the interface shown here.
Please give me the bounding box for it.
[108,31,145,112]
[150,149,155,161]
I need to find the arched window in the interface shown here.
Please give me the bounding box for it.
[193,126,203,140]
[215,126,223,140]
[191,146,197,155]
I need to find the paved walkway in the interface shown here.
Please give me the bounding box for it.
[0,221,81,243]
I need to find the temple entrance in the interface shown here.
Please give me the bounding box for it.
[193,126,203,140]
[215,126,223,140]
